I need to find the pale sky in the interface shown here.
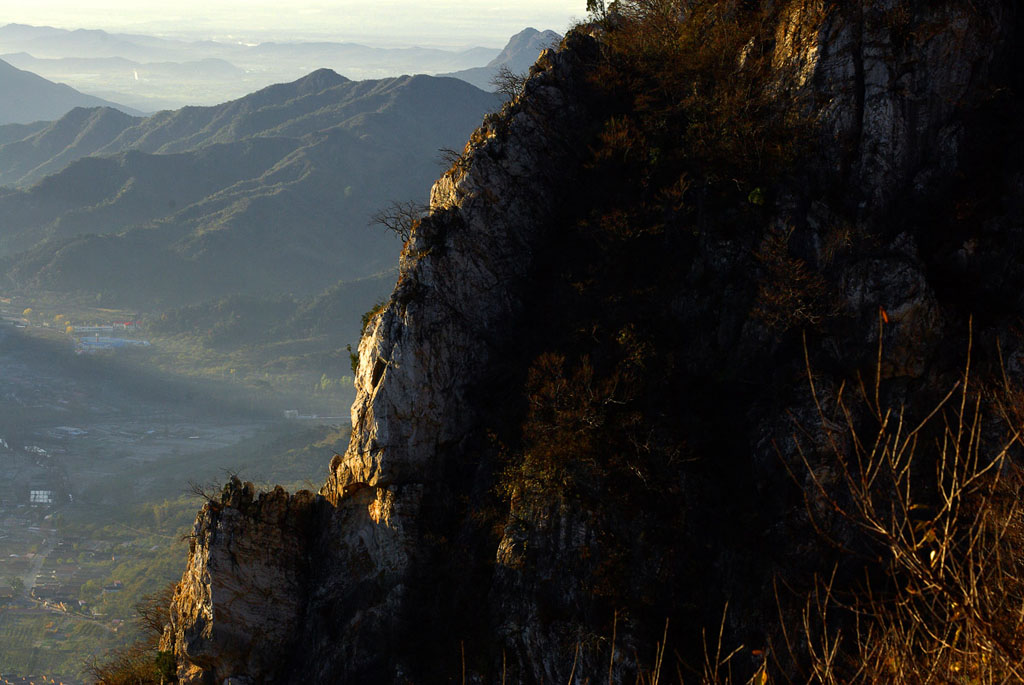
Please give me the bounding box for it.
[0,1,585,47]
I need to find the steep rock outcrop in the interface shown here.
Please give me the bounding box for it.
[162,2,1024,682]
[325,40,598,496]
[161,480,321,682]
[786,1,1015,212]
[166,32,606,683]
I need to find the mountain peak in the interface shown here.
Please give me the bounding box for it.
[440,27,562,91]
[238,67,351,108]
[488,27,561,68]
[70,28,110,37]
[299,67,349,86]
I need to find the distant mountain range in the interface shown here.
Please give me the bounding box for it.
[0,24,554,318]
[0,23,561,111]
[0,23,502,110]
[0,69,499,307]
[0,57,140,124]
[440,28,562,91]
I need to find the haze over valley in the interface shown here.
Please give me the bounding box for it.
[0,13,564,680]
[3,2,1021,684]
[0,23,562,112]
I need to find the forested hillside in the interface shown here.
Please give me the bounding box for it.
[0,70,498,307]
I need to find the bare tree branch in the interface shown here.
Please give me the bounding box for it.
[491,65,528,102]
[370,200,427,243]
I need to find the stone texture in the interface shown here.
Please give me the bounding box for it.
[161,3,1024,682]
[325,38,597,498]
[782,1,1014,213]
[162,479,320,682]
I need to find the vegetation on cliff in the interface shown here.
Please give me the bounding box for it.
[480,1,1024,682]
[101,0,1024,682]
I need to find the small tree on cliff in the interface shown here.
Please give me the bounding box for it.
[370,200,426,243]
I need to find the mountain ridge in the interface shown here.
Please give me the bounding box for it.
[0,69,499,307]
[0,22,506,109]
[0,57,140,124]
[440,27,562,91]
[0,69,495,188]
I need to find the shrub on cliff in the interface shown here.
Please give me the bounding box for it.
[494,1,1023,681]
[591,0,804,199]
[781,344,1024,683]
[85,583,178,684]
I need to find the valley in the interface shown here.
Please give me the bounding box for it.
[0,314,349,680]
[0,17,567,683]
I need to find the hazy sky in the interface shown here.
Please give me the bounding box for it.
[0,1,585,47]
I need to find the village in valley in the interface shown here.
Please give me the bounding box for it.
[0,291,352,680]
[5,300,151,354]
[0,432,126,685]
[0,299,275,679]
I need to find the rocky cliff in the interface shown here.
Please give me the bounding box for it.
[160,2,1024,682]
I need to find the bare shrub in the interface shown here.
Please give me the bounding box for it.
[136,582,178,648]
[185,478,219,503]
[85,581,180,683]
[786,330,1024,682]
[491,65,528,102]
[370,200,426,243]
[438,147,469,176]
[85,642,165,685]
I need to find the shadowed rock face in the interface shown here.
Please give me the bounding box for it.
[162,3,1024,683]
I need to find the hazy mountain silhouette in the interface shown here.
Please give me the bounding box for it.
[0,68,499,187]
[1,52,246,83]
[441,28,562,91]
[0,23,503,110]
[0,120,48,145]
[0,57,140,124]
[0,24,185,61]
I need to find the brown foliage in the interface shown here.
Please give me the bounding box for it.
[785,337,1024,682]
[752,227,838,335]
[85,582,179,683]
[591,0,807,194]
[85,642,166,685]
[500,352,635,502]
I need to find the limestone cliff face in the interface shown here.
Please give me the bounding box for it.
[778,1,1014,212]
[164,32,608,683]
[161,482,321,683]
[162,3,1023,683]
[322,33,598,499]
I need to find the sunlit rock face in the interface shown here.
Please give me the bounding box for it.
[326,37,600,500]
[161,480,321,683]
[165,31,606,683]
[162,3,1023,683]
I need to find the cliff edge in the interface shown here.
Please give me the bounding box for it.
[160,2,1024,682]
